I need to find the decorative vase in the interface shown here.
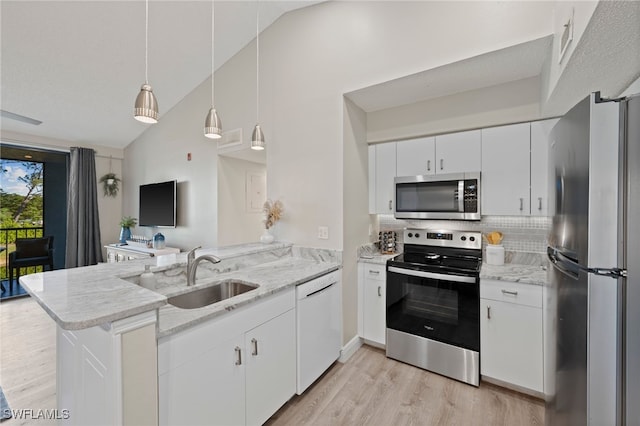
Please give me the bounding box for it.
[119,227,131,244]
[153,232,166,249]
[260,228,275,244]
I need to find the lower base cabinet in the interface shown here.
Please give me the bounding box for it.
[158,289,296,426]
[359,262,386,346]
[480,279,543,394]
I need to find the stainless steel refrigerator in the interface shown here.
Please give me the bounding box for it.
[545,92,640,426]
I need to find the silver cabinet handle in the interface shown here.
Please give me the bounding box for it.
[427,160,431,171]
[440,159,444,170]
[369,270,380,275]
[487,305,491,319]
[378,286,382,297]
[235,346,242,365]
[251,338,258,356]
[519,198,524,211]
[501,289,518,296]
[388,200,393,211]
[538,197,543,211]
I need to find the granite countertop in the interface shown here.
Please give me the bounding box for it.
[156,257,339,338]
[358,253,397,265]
[479,252,548,286]
[19,242,334,331]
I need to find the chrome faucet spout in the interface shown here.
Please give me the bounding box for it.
[187,254,222,286]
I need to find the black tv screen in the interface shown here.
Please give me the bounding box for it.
[139,180,177,227]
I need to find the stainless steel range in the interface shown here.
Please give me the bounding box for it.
[386,229,481,386]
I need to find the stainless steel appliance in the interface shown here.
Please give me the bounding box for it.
[386,229,482,386]
[545,92,640,425]
[394,172,480,220]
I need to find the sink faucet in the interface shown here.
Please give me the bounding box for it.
[186,246,222,286]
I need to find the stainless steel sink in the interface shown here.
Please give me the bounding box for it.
[168,280,259,309]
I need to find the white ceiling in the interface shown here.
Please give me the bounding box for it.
[0,0,321,149]
[345,36,553,113]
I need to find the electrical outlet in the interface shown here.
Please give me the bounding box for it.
[318,226,329,240]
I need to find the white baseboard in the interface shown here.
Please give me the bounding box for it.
[338,335,362,363]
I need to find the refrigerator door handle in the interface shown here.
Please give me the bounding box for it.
[548,246,627,279]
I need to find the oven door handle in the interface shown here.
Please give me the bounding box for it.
[388,266,477,284]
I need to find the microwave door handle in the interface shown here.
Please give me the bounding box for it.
[458,180,464,212]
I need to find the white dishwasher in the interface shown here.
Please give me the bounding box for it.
[296,270,342,395]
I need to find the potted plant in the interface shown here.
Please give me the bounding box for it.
[261,200,283,244]
[119,216,137,244]
[99,172,121,197]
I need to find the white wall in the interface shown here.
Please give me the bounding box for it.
[0,130,123,259]
[366,76,543,143]
[217,156,266,246]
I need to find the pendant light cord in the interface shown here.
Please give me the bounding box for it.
[211,0,215,108]
[256,0,260,123]
[145,0,149,84]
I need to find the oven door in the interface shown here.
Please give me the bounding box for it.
[386,265,479,352]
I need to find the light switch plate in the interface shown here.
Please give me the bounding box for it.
[318,226,329,240]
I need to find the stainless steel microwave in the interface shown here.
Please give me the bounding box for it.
[394,172,481,220]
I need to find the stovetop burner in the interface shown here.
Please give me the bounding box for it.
[389,229,483,275]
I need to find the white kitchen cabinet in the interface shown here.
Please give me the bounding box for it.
[480,279,543,394]
[158,288,296,426]
[245,309,296,426]
[531,119,559,216]
[396,136,436,177]
[360,263,386,346]
[434,129,481,174]
[481,123,531,215]
[372,142,397,214]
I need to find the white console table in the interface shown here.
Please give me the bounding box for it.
[105,244,180,263]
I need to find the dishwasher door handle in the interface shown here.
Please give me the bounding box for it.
[304,282,336,298]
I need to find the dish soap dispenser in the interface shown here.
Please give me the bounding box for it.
[139,265,156,290]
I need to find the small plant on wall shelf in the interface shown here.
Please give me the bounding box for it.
[99,172,121,197]
[263,199,283,229]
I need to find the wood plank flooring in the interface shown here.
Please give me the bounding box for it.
[1,297,543,426]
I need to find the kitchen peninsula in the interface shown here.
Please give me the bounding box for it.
[20,243,341,426]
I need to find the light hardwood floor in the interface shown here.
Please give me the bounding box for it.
[1,297,543,426]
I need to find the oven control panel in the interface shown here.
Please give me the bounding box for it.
[403,229,482,250]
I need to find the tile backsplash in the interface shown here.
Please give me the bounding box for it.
[376,215,551,254]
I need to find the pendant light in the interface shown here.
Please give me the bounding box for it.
[251,0,265,150]
[204,0,222,139]
[134,0,159,123]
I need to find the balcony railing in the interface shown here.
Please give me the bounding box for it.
[0,226,45,281]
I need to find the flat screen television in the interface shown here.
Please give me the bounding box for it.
[139,180,177,227]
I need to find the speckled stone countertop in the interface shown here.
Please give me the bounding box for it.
[357,243,399,265]
[480,252,548,286]
[20,242,340,333]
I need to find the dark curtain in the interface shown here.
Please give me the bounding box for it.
[65,147,103,267]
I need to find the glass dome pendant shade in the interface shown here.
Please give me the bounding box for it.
[134,84,158,123]
[204,107,222,139]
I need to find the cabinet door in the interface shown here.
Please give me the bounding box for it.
[480,298,543,392]
[481,123,531,215]
[159,336,245,426]
[245,309,296,426]
[396,137,436,177]
[374,142,397,214]
[363,268,386,346]
[435,129,481,174]
[531,119,558,216]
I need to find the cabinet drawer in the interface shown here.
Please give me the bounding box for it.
[363,264,385,281]
[480,279,541,308]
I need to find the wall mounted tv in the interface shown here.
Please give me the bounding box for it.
[139,180,177,228]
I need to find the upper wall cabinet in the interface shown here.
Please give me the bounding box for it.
[531,119,559,216]
[396,137,436,177]
[434,130,482,174]
[369,143,396,214]
[481,123,531,215]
